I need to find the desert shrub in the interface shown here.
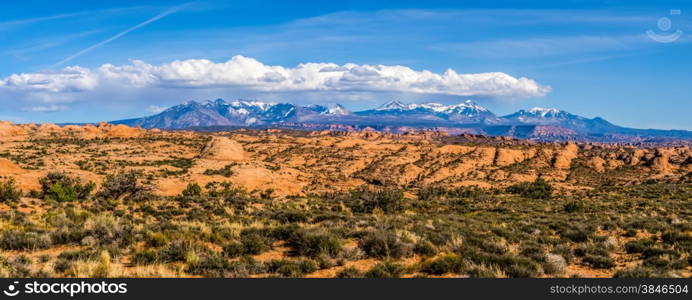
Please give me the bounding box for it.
[614,267,655,278]
[131,250,158,265]
[158,240,204,262]
[336,266,362,278]
[53,259,73,274]
[50,226,88,245]
[641,247,678,259]
[223,242,246,258]
[495,256,541,277]
[56,249,97,262]
[315,254,336,269]
[49,184,78,202]
[82,215,134,247]
[670,258,689,270]
[447,186,491,199]
[240,233,270,255]
[643,256,672,269]
[203,164,234,177]
[260,189,274,200]
[364,261,404,278]
[92,251,112,277]
[273,210,309,224]
[661,231,691,250]
[347,186,404,214]
[268,224,301,241]
[422,254,464,275]
[39,172,94,202]
[413,240,437,257]
[205,181,248,208]
[506,178,553,199]
[574,243,610,257]
[466,264,506,278]
[0,177,21,203]
[267,259,318,277]
[181,183,202,197]
[187,255,266,278]
[185,254,231,277]
[478,239,509,255]
[0,230,51,250]
[582,255,615,269]
[561,228,592,243]
[97,171,150,201]
[417,185,491,201]
[519,243,545,261]
[7,255,32,277]
[417,186,448,201]
[552,245,574,263]
[359,231,412,259]
[145,232,168,247]
[563,200,584,213]
[285,229,342,258]
[38,254,51,263]
[458,247,540,277]
[624,239,655,254]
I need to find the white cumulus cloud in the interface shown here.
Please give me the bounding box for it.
[0,55,550,104]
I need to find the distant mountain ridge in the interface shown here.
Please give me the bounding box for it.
[112,99,692,142]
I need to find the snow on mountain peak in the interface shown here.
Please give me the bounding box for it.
[327,104,350,115]
[376,100,489,114]
[229,99,276,111]
[528,107,562,117]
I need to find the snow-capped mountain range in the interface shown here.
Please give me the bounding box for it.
[113,99,692,142]
[357,100,496,123]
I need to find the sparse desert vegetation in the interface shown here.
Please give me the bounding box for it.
[0,122,689,278]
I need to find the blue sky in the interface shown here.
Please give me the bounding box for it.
[1,0,691,130]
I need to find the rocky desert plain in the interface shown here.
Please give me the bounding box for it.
[0,121,690,278]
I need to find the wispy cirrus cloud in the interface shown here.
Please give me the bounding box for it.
[0,4,165,31]
[51,3,192,68]
[0,12,84,31]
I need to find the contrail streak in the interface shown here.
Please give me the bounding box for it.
[51,3,190,68]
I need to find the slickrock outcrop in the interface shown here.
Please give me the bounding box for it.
[199,137,247,161]
[649,148,672,174]
[0,121,28,140]
[494,148,529,166]
[0,158,23,174]
[105,124,143,138]
[552,143,579,169]
[587,157,606,173]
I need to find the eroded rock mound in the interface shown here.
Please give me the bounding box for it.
[587,157,606,173]
[552,143,579,169]
[104,124,143,138]
[649,148,672,174]
[200,137,247,161]
[0,121,28,140]
[37,123,63,135]
[494,148,529,166]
